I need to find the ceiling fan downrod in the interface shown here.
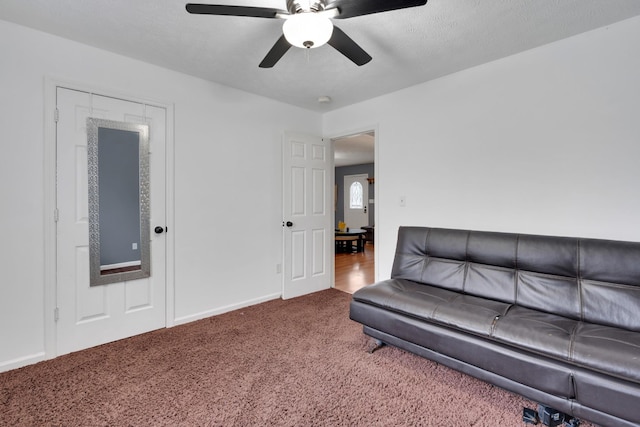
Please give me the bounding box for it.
[286,0,326,14]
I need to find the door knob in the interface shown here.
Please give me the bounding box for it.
[154,226,165,234]
[285,221,293,227]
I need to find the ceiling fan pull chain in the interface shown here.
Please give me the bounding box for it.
[306,48,310,64]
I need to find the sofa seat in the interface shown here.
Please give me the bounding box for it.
[355,279,512,337]
[495,308,640,382]
[351,296,577,399]
[571,323,640,383]
[492,306,577,361]
[490,307,640,385]
[357,278,640,386]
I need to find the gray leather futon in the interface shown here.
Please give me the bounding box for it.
[350,226,640,427]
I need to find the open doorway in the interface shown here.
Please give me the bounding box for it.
[333,131,375,294]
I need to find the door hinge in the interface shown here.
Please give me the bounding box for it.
[54,108,59,123]
[54,307,59,322]
[54,208,59,222]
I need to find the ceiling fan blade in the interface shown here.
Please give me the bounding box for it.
[259,35,292,68]
[327,0,428,19]
[327,26,372,66]
[185,4,286,18]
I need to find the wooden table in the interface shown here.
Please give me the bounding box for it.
[335,228,366,253]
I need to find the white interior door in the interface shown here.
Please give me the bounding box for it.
[282,132,332,299]
[343,174,369,229]
[55,88,166,355]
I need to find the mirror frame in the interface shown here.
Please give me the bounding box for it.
[87,118,151,286]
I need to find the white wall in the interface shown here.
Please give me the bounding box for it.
[0,19,321,371]
[323,16,640,280]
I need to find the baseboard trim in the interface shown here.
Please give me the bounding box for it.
[0,351,47,373]
[172,293,281,326]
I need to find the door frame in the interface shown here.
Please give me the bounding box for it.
[43,78,176,360]
[329,125,379,284]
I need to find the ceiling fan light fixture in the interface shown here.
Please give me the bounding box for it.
[282,13,333,49]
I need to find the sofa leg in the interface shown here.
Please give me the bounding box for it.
[367,339,385,353]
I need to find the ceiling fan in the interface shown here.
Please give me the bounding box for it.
[186,0,428,68]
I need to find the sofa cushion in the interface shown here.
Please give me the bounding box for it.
[432,294,512,336]
[516,271,581,321]
[492,306,577,360]
[491,307,640,384]
[581,279,640,333]
[352,279,460,320]
[580,238,640,287]
[517,234,579,278]
[391,227,468,292]
[579,238,640,332]
[352,279,512,337]
[465,262,516,304]
[571,323,640,384]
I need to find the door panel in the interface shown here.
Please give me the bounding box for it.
[312,229,326,276]
[292,230,306,280]
[343,174,369,229]
[283,133,332,299]
[56,88,166,355]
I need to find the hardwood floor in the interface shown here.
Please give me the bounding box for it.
[334,243,374,294]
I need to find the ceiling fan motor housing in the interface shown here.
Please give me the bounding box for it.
[287,0,326,14]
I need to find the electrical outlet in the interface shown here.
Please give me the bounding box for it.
[399,196,406,207]
[132,243,138,250]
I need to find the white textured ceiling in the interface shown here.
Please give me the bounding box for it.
[334,132,375,167]
[2,0,640,112]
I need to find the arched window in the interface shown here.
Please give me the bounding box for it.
[350,182,363,209]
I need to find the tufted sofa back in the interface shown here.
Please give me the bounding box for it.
[391,227,640,332]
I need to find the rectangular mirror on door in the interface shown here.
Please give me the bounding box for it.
[87,118,151,286]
